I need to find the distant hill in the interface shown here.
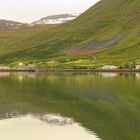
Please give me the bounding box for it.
[30,14,79,25]
[0,20,26,30]
[0,14,79,30]
[0,0,140,68]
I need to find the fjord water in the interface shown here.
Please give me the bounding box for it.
[0,72,140,140]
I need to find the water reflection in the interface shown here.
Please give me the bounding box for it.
[0,113,100,140]
[0,72,140,80]
[0,72,10,77]
[35,113,74,126]
[135,73,140,79]
[16,72,36,81]
[0,72,139,140]
[99,72,117,77]
[0,111,74,126]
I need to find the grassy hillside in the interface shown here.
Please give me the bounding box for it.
[0,0,140,68]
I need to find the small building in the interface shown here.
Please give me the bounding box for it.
[0,66,10,71]
[28,64,37,71]
[101,65,118,70]
[136,65,140,70]
[28,64,36,68]
[17,62,26,70]
[18,62,25,67]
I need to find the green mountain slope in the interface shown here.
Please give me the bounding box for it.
[0,0,140,68]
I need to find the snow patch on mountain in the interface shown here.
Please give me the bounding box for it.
[30,14,80,26]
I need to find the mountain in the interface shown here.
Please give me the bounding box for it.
[0,0,140,68]
[0,20,26,30]
[30,14,79,25]
[0,14,77,30]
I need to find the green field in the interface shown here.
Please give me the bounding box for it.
[0,0,140,68]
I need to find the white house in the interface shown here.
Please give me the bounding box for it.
[17,62,26,70]
[136,65,140,70]
[18,62,25,67]
[101,65,118,70]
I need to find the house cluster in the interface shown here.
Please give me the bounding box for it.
[0,63,140,71]
[0,66,11,71]
[0,62,37,71]
[101,65,118,70]
[16,62,37,71]
[100,64,140,70]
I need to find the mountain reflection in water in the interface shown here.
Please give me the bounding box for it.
[0,112,100,140]
[0,72,139,140]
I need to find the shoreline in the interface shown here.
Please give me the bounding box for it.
[0,69,140,73]
[38,69,140,73]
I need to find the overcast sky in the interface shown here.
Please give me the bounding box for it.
[0,0,99,23]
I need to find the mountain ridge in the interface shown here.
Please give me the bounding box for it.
[0,13,79,30]
[30,14,79,25]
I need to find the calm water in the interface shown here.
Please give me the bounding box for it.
[0,72,140,140]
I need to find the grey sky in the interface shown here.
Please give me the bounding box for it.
[0,0,99,23]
